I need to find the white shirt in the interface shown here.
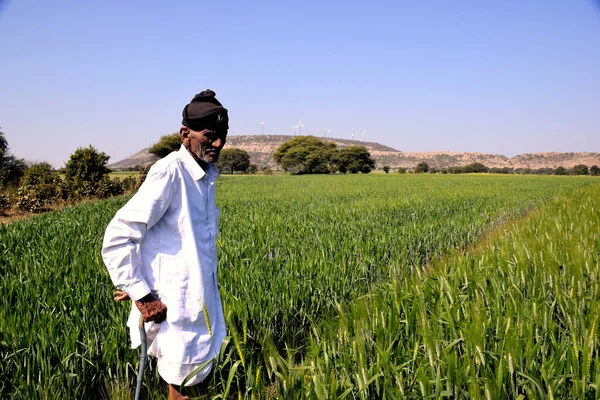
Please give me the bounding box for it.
[102,145,225,364]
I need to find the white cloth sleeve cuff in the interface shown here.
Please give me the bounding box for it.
[125,282,152,301]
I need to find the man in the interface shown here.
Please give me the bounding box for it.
[102,89,228,399]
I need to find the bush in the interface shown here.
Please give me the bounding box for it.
[397,167,407,174]
[555,166,567,176]
[262,167,272,175]
[414,162,429,173]
[22,162,60,186]
[96,177,125,198]
[121,176,138,192]
[0,193,11,214]
[382,166,390,173]
[149,133,181,158]
[573,164,589,176]
[62,146,110,198]
[15,185,54,213]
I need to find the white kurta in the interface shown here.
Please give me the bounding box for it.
[102,145,226,379]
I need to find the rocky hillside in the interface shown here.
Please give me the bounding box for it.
[108,135,600,170]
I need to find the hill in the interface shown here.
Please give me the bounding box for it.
[107,135,600,171]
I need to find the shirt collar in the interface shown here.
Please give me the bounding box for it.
[178,144,220,181]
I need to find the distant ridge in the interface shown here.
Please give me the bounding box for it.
[107,134,600,170]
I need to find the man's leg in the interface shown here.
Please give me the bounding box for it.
[169,384,188,400]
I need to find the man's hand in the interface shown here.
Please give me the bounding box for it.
[113,290,130,302]
[135,293,168,323]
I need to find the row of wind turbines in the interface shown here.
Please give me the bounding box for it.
[260,120,368,142]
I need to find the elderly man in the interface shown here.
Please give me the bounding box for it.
[102,89,228,399]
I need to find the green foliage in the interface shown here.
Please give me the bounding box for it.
[14,184,55,212]
[273,136,337,174]
[22,162,60,186]
[273,136,376,175]
[490,167,513,174]
[591,165,600,176]
[335,146,376,174]
[95,176,125,198]
[216,148,251,174]
[149,133,181,158]
[573,164,589,176]
[0,130,7,155]
[62,145,110,197]
[462,162,489,173]
[382,165,390,173]
[0,131,26,188]
[555,166,567,175]
[0,154,26,188]
[397,167,407,174]
[414,161,429,173]
[16,161,63,211]
[0,193,10,214]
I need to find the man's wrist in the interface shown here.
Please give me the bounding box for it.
[137,293,156,303]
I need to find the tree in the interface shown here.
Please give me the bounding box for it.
[63,145,110,197]
[591,165,600,176]
[0,130,7,156]
[573,164,589,176]
[555,166,567,175]
[397,167,407,174]
[149,133,181,158]
[21,162,59,186]
[216,148,250,174]
[0,155,26,187]
[0,131,26,188]
[462,162,489,173]
[382,166,390,173]
[335,146,376,174]
[414,162,429,173]
[273,136,336,174]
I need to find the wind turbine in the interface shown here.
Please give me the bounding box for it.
[352,129,355,140]
[297,120,304,135]
[261,121,265,135]
[361,130,367,142]
[327,129,332,138]
[292,124,298,136]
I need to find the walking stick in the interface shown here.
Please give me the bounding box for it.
[135,314,147,400]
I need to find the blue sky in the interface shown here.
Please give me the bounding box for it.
[1,0,599,167]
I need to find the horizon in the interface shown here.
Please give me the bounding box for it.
[1,0,599,168]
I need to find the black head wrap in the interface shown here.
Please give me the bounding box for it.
[182,89,229,131]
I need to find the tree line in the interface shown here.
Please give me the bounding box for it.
[0,131,144,214]
[149,133,377,175]
[386,161,600,176]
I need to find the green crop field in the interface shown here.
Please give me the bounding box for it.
[1,174,599,399]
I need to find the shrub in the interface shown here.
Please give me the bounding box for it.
[397,167,407,174]
[382,166,390,173]
[22,162,59,186]
[62,146,110,198]
[262,167,272,175]
[0,193,11,214]
[414,162,429,173]
[15,185,53,212]
[96,177,125,198]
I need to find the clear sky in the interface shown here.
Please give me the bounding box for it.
[1,0,599,167]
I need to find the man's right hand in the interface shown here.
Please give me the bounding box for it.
[135,293,168,323]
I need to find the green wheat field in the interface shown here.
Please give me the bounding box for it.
[1,174,599,399]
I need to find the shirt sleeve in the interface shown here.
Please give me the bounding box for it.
[101,166,174,300]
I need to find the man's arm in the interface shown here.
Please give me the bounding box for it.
[102,166,174,321]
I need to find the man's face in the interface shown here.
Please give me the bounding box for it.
[181,127,227,167]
